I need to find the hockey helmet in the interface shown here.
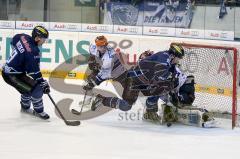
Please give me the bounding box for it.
[169,44,184,59]
[95,35,108,46]
[32,26,49,39]
[185,75,195,85]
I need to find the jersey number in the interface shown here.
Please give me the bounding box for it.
[7,49,18,64]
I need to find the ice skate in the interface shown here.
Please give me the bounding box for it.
[20,101,34,114]
[21,107,34,114]
[21,107,50,120]
[91,94,104,111]
[33,110,50,120]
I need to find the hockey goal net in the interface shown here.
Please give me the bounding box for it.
[173,43,239,129]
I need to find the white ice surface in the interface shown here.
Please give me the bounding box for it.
[0,78,239,159]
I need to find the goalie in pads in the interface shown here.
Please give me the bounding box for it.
[143,70,218,128]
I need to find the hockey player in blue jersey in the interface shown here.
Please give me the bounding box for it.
[142,69,193,123]
[90,44,185,113]
[144,74,217,128]
[1,26,50,120]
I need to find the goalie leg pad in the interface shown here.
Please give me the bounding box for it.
[177,109,200,126]
[143,110,161,123]
[177,107,217,128]
[161,104,178,123]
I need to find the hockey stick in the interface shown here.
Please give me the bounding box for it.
[47,93,81,126]
[71,90,88,115]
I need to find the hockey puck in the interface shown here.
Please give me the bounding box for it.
[167,123,172,127]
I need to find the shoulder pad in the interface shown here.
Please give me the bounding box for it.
[89,44,97,56]
[106,47,116,58]
[106,45,114,51]
[20,35,33,52]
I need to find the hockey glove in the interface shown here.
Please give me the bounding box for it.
[83,74,104,91]
[83,78,96,91]
[40,80,50,94]
[89,63,101,73]
[88,55,101,72]
[83,82,95,91]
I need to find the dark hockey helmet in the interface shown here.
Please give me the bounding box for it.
[169,44,185,59]
[95,35,108,46]
[32,26,49,39]
[185,75,195,84]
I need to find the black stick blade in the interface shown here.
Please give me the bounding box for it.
[65,120,81,126]
[71,109,81,115]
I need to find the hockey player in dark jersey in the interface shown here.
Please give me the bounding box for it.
[142,70,192,123]
[144,74,217,128]
[1,26,50,120]
[141,66,187,122]
[89,44,185,113]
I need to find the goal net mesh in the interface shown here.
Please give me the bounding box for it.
[176,43,239,127]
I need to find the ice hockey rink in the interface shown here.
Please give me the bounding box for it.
[0,77,240,159]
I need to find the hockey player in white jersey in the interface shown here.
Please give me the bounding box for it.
[83,35,127,91]
[72,35,129,112]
